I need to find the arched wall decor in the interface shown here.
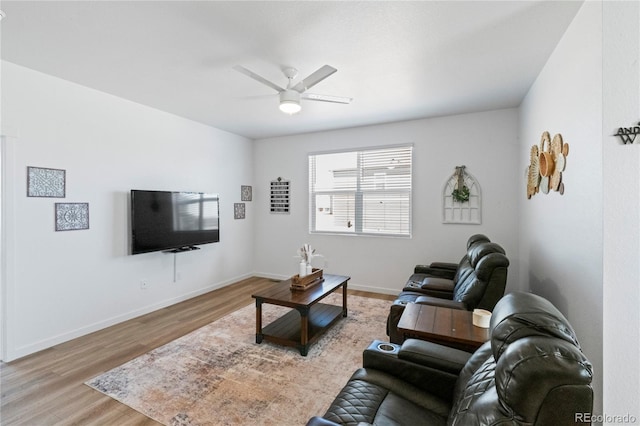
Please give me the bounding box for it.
[442,165,481,224]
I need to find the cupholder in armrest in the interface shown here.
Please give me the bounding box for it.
[364,340,400,367]
[377,343,399,353]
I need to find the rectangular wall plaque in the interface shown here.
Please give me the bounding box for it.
[55,203,89,231]
[27,166,66,198]
[270,179,290,214]
[241,185,253,201]
[234,203,246,219]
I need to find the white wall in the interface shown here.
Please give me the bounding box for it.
[253,109,520,294]
[0,61,254,361]
[602,1,640,421]
[518,2,603,416]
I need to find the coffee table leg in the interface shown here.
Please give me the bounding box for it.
[298,306,310,356]
[342,281,348,317]
[255,299,263,344]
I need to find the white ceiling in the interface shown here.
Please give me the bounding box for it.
[1,1,583,140]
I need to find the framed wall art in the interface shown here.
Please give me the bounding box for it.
[241,185,252,201]
[55,203,89,231]
[234,203,246,219]
[27,166,66,198]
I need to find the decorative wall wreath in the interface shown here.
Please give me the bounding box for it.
[452,186,470,203]
[452,166,470,203]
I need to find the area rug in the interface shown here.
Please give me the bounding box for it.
[85,293,391,425]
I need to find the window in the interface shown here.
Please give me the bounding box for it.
[309,145,412,237]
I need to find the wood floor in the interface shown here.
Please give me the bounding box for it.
[0,276,395,425]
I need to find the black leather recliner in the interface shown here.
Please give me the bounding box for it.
[404,241,507,304]
[307,292,594,426]
[411,233,491,280]
[387,240,509,344]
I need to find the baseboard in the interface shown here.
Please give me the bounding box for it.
[253,272,289,281]
[347,283,399,296]
[5,272,253,362]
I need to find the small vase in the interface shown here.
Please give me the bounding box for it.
[299,261,307,277]
[306,263,313,275]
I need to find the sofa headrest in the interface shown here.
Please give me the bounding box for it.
[468,242,506,268]
[490,292,580,360]
[495,336,593,422]
[466,234,490,249]
[474,253,509,281]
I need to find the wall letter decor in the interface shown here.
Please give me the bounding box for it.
[614,121,640,144]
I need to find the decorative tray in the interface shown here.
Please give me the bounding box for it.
[291,268,323,291]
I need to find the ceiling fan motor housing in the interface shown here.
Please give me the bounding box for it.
[279,89,301,114]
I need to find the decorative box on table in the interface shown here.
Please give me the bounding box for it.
[291,268,324,291]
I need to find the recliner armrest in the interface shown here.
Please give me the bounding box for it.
[419,277,455,292]
[362,339,469,400]
[428,262,458,270]
[415,295,466,310]
[413,265,456,279]
[398,339,471,374]
[403,277,455,298]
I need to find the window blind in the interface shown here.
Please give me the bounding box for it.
[309,145,412,237]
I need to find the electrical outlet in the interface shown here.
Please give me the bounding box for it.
[140,280,149,290]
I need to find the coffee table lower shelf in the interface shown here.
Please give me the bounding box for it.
[257,303,344,356]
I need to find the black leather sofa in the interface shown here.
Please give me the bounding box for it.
[307,292,594,426]
[387,235,509,343]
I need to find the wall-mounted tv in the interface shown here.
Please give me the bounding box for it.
[130,190,220,255]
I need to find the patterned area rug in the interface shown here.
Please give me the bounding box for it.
[85,293,391,425]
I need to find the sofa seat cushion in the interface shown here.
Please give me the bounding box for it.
[322,368,449,426]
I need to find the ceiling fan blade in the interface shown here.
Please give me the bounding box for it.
[292,65,337,93]
[302,93,353,104]
[236,94,276,101]
[233,65,284,93]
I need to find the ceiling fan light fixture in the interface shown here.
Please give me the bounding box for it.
[279,90,301,115]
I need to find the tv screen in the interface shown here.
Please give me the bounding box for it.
[130,190,220,255]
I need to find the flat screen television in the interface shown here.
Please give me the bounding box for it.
[130,190,220,255]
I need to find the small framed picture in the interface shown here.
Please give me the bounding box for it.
[55,203,90,231]
[241,185,252,201]
[234,203,246,219]
[27,166,66,198]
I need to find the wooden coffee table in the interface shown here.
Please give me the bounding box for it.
[397,303,489,352]
[251,274,350,356]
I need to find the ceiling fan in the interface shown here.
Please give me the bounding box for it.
[233,64,352,115]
